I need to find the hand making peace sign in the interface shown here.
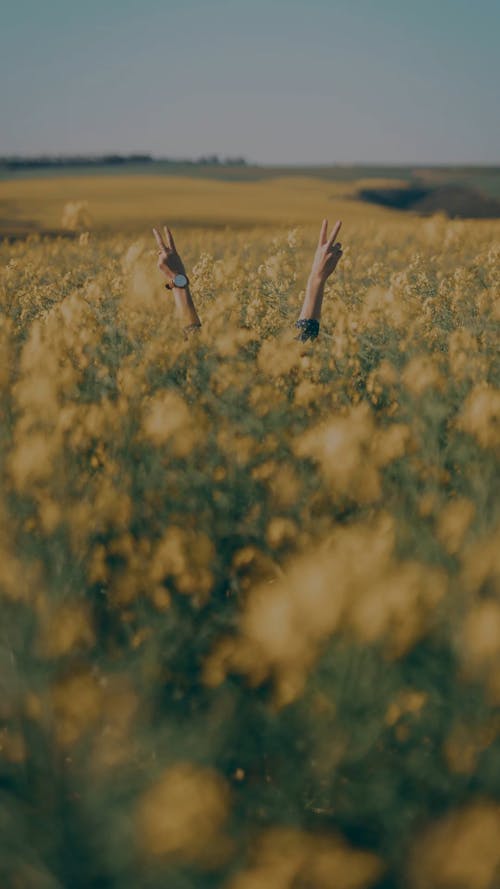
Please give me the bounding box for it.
[152,224,187,287]
[309,218,343,284]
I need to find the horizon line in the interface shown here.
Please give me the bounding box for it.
[1,154,499,169]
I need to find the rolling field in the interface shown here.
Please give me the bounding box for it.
[0,172,402,237]
[1,178,500,888]
[1,164,499,237]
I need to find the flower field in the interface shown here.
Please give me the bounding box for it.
[1,211,500,888]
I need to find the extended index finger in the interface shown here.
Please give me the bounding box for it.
[152,227,167,251]
[318,218,328,247]
[327,220,342,249]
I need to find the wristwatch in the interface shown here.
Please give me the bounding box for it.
[165,273,189,290]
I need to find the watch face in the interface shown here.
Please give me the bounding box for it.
[173,273,188,287]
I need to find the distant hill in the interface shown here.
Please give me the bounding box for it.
[358,182,500,218]
[1,159,499,204]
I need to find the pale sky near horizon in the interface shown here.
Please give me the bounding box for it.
[1,0,499,164]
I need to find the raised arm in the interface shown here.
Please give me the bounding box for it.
[153,225,202,333]
[294,218,343,342]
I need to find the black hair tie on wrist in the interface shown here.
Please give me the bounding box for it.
[294,318,319,342]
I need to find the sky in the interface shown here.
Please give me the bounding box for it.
[1,0,499,164]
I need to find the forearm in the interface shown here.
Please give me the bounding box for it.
[298,273,325,322]
[172,285,201,328]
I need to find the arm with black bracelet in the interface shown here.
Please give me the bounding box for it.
[294,218,343,342]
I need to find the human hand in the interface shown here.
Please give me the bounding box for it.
[152,225,186,286]
[308,218,343,284]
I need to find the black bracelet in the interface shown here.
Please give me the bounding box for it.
[294,318,319,342]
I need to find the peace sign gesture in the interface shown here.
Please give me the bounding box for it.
[309,218,343,284]
[297,218,345,324]
[152,224,187,287]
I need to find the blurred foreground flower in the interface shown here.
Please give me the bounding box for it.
[457,386,500,449]
[204,514,446,705]
[142,390,200,456]
[228,826,383,889]
[459,598,500,704]
[136,763,232,867]
[436,498,475,555]
[294,403,410,503]
[408,801,500,889]
[61,200,92,231]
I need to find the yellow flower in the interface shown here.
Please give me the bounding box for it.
[402,355,444,396]
[228,826,383,889]
[142,390,200,456]
[457,386,500,449]
[61,200,92,231]
[294,403,409,503]
[407,801,500,889]
[257,334,301,377]
[37,601,95,658]
[436,498,475,554]
[204,514,445,705]
[51,668,104,747]
[136,763,231,866]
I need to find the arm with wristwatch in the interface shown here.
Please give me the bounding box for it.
[152,218,343,341]
[153,226,202,334]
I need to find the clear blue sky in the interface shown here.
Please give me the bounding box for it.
[1,0,499,164]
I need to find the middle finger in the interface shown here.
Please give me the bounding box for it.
[327,220,342,249]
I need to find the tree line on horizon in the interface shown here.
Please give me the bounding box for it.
[0,154,248,170]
